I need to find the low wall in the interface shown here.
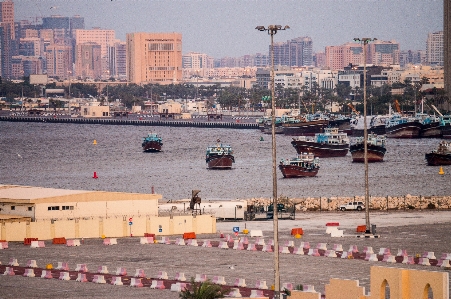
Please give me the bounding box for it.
[248,195,451,211]
[0,214,216,242]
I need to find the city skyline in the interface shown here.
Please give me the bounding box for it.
[15,0,443,58]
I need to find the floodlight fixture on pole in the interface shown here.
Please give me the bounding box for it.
[255,24,289,299]
[353,37,377,234]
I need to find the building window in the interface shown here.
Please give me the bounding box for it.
[48,206,60,211]
[11,206,15,210]
[62,206,74,210]
[28,207,33,211]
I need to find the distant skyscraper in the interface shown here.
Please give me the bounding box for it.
[69,15,84,37]
[271,36,313,67]
[42,15,70,30]
[426,31,443,66]
[74,28,116,77]
[108,41,126,79]
[126,32,182,84]
[0,0,14,78]
[325,43,362,70]
[182,52,210,69]
[45,44,73,78]
[367,40,400,66]
[75,43,101,79]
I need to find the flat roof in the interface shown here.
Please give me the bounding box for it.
[0,185,92,200]
[0,185,160,204]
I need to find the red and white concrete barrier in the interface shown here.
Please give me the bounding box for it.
[3,267,15,276]
[250,289,264,297]
[212,276,226,285]
[247,243,257,251]
[75,264,88,272]
[23,268,35,277]
[175,272,186,281]
[233,240,244,250]
[293,246,304,255]
[97,265,108,274]
[262,245,273,252]
[378,248,390,256]
[0,241,8,249]
[234,278,246,288]
[134,269,145,278]
[423,252,436,260]
[103,238,117,245]
[115,267,127,276]
[300,241,310,249]
[92,274,106,284]
[58,272,70,281]
[30,241,45,248]
[111,276,123,285]
[279,246,290,254]
[56,262,69,271]
[396,249,408,257]
[150,280,165,289]
[9,258,19,266]
[308,248,320,256]
[316,243,327,251]
[66,239,81,246]
[194,273,207,282]
[157,271,168,280]
[255,280,268,289]
[26,260,37,268]
[170,282,187,292]
[76,273,88,282]
[130,277,143,287]
[140,237,154,244]
[201,240,212,247]
[41,270,53,279]
[333,244,343,252]
[402,256,415,265]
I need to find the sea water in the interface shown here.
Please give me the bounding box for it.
[0,121,449,201]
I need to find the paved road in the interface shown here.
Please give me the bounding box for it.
[0,210,450,298]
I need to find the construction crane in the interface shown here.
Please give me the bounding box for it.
[431,104,443,117]
[394,99,402,114]
[347,103,360,115]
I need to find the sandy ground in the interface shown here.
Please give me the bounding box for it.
[0,210,450,298]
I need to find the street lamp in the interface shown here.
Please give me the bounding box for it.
[256,24,289,299]
[353,37,377,234]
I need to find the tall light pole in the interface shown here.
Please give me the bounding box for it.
[256,24,289,299]
[353,37,377,234]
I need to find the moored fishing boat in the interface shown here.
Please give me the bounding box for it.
[291,127,349,157]
[425,140,451,166]
[350,115,387,137]
[350,133,386,162]
[278,152,320,178]
[439,115,451,139]
[385,113,422,138]
[417,113,441,138]
[282,119,329,136]
[142,133,163,152]
[206,140,235,169]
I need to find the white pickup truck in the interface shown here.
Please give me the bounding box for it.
[339,201,365,211]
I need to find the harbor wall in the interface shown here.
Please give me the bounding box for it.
[0,214,216,242]
[0,116,258,129]
[248,195,451,211]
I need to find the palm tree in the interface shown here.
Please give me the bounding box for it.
[179,278,227,299]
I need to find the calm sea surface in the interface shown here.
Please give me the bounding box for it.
[0,121,450,201]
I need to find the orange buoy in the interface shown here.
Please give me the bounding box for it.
[92,172,98,179]
[439,166,445,175]
[93,139,97,145]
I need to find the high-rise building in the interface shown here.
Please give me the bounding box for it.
[75,43,101,79]
[367,40,400,66]
[325,43,363,71]
[108,41,126,79]
[445,0,451,96]
[69,15,84,37]
[426,31,443,66]
[182,52,211,69]
[42,15,70,30]
[74,28,116,77]
[45,44,73,78]
[271,36,313,67]
[126,32,182,84]
[0,0,14,78]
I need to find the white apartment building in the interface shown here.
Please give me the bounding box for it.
[426,31,443,66]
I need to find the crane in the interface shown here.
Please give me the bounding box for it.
[394,99,402,114]
[347,103,360,115]
[431,104,443,117]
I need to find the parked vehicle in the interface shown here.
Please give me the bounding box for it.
[339,201,364,211]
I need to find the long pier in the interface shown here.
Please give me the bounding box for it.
[0,116,259,129]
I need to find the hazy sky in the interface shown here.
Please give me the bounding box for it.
[15,0,443,58]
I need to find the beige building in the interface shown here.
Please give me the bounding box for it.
[45,44,73,78]
[0,185,160,221]
[81,101,110,117]
[75,43,102,79]
[0,185,216,241]
[126,32,182,84]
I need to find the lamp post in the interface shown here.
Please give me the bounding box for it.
[256,24,289,299]
[353,37,377,234]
